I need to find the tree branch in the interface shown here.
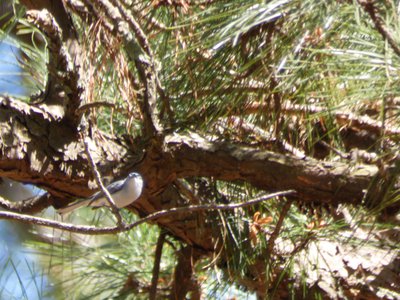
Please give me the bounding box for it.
[83,136,125,227]
[230,101,400,138]
[0,190,295,235]
[0,95,129,200]
[0,95,54,120]
[26,9,81,121]
[0,193,53,214]
[88,0,164,136]
[149,230,167,300]
[76,101,117,115]
[358,0,400,58]
[0,94,385,209]
[267,199,293,254]
[165,132,379,205]
[19,0,76,41]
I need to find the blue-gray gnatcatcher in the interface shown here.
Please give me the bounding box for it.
[58,172,143,214]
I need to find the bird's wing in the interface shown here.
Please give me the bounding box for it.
[58,199,92,215]
[58,176,131,214]
[88,178,126,201]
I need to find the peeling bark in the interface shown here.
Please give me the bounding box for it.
[1,1,399,298]
[0,96,129,200]
[163,133,379,205]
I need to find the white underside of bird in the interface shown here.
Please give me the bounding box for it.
[58,173,144,214]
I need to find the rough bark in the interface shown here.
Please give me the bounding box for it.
[19,0,76,41]
[169,246,202,300]
[1,94,386,250]
[1,92,398,299]
[1,0,399,299]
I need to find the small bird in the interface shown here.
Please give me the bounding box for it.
[58,172,144,214]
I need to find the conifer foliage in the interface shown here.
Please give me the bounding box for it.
[0,1,399,299]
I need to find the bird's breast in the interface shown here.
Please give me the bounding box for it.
[125,177,144,201]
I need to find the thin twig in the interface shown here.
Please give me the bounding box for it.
[0,190,296,235]
[358,0,400,57]
[229,117,307,159]
[76,101,117,115]
[236,101,400,137]
[318,140,350,159]
[149,230,167,300]
[267,199,293,254]
[83,137,125,227]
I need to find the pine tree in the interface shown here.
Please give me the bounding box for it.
[0,0,399,299]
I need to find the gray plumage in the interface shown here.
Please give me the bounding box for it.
[58,172,143,214]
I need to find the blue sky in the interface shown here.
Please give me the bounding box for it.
[0,42,25,96]
[0,42,54,300]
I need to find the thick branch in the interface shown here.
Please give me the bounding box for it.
[164,133,380,205]
[26,9,81,122]
[0,95,129,200]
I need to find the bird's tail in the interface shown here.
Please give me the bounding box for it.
[57,199,91,215]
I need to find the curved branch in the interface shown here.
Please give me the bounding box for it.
[358,0,400,57]
[0,193,53,214]
[26,9,81,121]
[19,0,76,41]
[88,0,163,136]
[0,190,295,235]
[241,102,400,138]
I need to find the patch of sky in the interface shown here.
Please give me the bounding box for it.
[0,40,54,299]
[0,42,26,96]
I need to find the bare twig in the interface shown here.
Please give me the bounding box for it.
[149,230,167,300]
[76,101,117,115]
[0,194,52,214]
[83,137,125,227]
[235,101,400,137]
[358,0,400,57]
[230,117,307,159]
[267,199,293,254]
[318,140,350,159]
[0,190,296,235]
